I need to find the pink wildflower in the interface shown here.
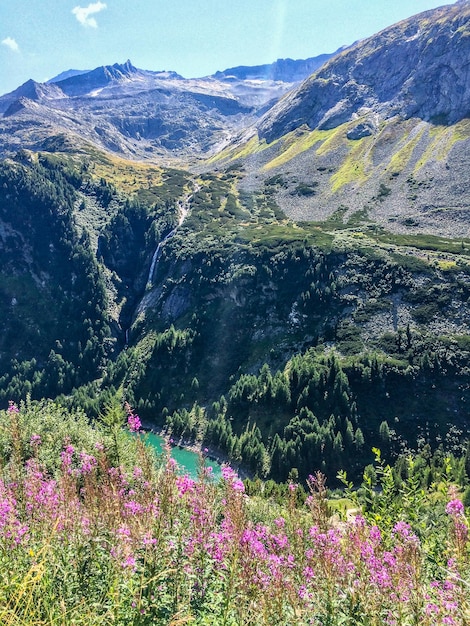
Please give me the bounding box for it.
[142,533,157,546]
[30,434,41,447]
[425,603,439,615]
[60,444,75,471]
[117,525,131,537]
[127,412,142,433]
[79,451,97,474]
[446,499,464,516]
[132,466,143,479]
[122,555,137,569]
[221,466,237,481]
[222,465,245,492]
[369,525,382,544]
[167,457,177,470]
[124,500,144,515]
[176,474,196,496]
[392,520,420,544]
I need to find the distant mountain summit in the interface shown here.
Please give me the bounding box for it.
[47,69,90,83]
[1,79,65,116]
[213,49,345,82]
[54,60,143,97]
[8,79,64,102]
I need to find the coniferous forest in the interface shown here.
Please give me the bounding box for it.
[1,153,470,486]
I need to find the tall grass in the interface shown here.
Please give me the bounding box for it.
[0,400,468,625]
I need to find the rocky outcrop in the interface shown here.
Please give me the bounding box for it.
[346,120,376,140]
[258,2,470,142]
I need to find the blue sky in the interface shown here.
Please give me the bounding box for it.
[0,0,454,96]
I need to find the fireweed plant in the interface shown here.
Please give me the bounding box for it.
[0,400,468,625]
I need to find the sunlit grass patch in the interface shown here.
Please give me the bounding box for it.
[263,127,334,170]
[437,259,458,270]
[414,120,470,173]
[330,136,371,192]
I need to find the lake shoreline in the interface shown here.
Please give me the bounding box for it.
[141,421,252,480]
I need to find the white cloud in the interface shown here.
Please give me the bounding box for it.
[2,37,19,52]
[72,2,107,28]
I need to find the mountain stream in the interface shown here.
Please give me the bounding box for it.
[124,184,196,345]
[146,191,192,289]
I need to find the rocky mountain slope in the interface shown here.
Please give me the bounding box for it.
[209,2,470,239]
[257,3,470,140]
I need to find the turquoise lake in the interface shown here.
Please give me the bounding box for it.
[143,431,222,479]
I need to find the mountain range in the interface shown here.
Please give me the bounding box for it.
[1,2,470,481]
[0,52,340,161]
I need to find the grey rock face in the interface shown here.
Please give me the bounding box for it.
[346,121,375,140]
[258,3,470,142]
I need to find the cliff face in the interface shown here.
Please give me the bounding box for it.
[258,3,470,142]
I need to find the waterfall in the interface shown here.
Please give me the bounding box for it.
[124,187,195,346]
[145,227,176,289]
[145,189,192,290]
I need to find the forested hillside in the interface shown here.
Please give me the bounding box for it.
[0,150,469,484]
[0,2,470,485]
[0,155,110,399]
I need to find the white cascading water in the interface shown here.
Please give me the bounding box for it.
[145,195,190,289]
[125,187,196,345]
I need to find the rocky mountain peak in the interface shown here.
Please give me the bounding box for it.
[5,78,64,101]
[112,59,137,75]
[0,79,65,116]
[55,60,141,96]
